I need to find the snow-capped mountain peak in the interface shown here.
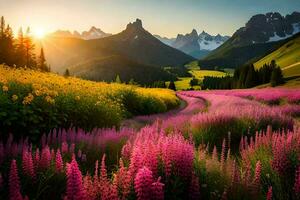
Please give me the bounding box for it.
[51,27,112,40]
[155,29,230,58]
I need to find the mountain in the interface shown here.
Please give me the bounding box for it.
[154,35,176,46]
[199,11,300,69]
[41,19,194,84]
[51,27,112,40]
[156,30,229,59]
[255,32,300,77]
[69,55,176,84]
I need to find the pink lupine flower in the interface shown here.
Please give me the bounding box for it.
[114,159,131,200]
[151,177,164,200]
[66,158,86,200]
[27,151,35,179]
[189,174,200,200]
[83,174,96,200]
[51,149,55,160]
[61,142,68,154]
[69,143,75,154]
[94,160,99,183]
[134,166,154,200]
[252,161,262,193]
[98,155,112,200]
[55,149,63,173]
[267,186,272,200]
[243,161,251,187]
[121,142,132,161]
[9,160,23,200]
[220,139,226,170]
[34,148,40,169]
[40,146,51,169]
[22,150,29,174]
[212,145,218,161]
[22,150,35,178]
[100,154,108,181]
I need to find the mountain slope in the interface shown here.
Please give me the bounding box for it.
[69,55,176,84]
[255,33,300,77]
[43,19,194,74]
[199,12,300,69]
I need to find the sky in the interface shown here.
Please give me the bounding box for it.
[1,0,300,37]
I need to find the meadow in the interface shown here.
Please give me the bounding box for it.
[0,65,179,141]
[168,61,228,90]
[0,86,300,200]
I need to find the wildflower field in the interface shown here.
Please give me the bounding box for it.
[0,65,179,140]
[0,76,300,199]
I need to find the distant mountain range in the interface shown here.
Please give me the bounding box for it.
[51,26,112,40]
[155,30,229,59]
[199,11,300,69]
[43,19,194,84]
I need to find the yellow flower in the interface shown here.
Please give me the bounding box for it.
[12,94,18,101]
[34,90,41,96]
[22,93,34,105]
[45,95,55,104]
[75,96,80,101]
[2,85,8,92]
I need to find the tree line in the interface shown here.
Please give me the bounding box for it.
[202,60,284,89]
[0,16,49,71]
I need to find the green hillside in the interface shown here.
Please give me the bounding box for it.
[198,39,285,70]
[167,61,227,90]
[69,55,176,85]
[255,34,300,77]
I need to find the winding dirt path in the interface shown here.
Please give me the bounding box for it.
[121,94,206,130]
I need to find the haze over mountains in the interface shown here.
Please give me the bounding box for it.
[42,11,300,84]
[51,27,112,40]
[155,30,229,59]
[43,19,194,84]
[199,11,300,69]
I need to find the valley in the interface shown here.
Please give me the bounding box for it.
[0,3,300,200]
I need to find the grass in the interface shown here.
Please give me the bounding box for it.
[255,35,300,77]
[170,62,228,90]
[256,76,300,88]
[0,65,179,139]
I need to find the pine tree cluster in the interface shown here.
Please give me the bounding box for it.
[202,60,284,89]
[0,16,50,71]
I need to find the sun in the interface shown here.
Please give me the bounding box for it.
[33,28,46,39]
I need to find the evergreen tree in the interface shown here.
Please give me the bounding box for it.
[38,48,49,72]
[0,16,5,38]
[115,75,122,83]
[270,67,284,87]
[0,17,14,65]
[15,28,26,67]
[24,27,36,68]
[128,78,138,85]
[4,25,15,65]
[64,69,70,77]
[190,78,199,87]
[168,80,176,91]
[237,65,249,88]
[245,64,256,88]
